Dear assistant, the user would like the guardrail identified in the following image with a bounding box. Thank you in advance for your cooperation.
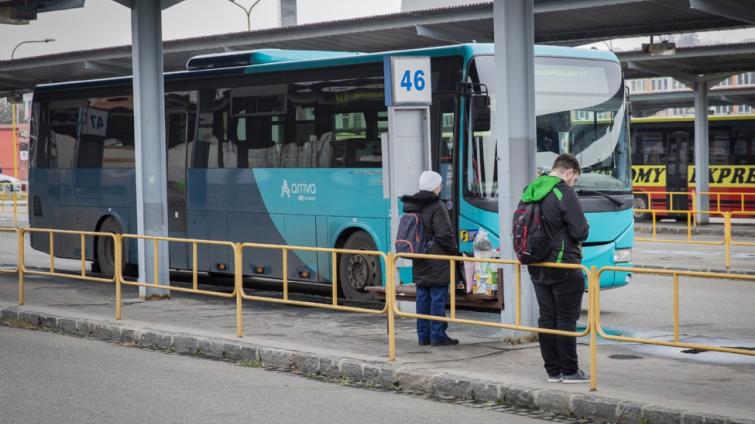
[387,253,598,387]
[634,190,755,214]
[17,227,116,305]
[0,189,26,226]
[2,226,755,392]
[633,209,755,268]
[596,266,755,358]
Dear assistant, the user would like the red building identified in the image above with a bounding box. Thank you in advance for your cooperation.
[0,123,30,181]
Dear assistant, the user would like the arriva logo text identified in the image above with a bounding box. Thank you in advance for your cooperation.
[281,179,317,202]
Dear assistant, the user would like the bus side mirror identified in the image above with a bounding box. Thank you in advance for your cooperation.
[627,100,633,116]
[471,95,491,133]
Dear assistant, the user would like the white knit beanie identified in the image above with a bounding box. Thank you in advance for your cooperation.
[418,170,443,192]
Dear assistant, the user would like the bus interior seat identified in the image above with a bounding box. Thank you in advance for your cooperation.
[282,142,299,168]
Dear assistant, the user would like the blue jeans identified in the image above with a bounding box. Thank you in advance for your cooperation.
[416,286,449,343]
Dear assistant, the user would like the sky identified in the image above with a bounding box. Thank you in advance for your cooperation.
[0,0,753,59]
[0,0,402,59]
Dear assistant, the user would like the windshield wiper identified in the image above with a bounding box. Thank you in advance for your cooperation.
[576,189,624,207]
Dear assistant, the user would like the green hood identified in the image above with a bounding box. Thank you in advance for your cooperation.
[521,175,561,203]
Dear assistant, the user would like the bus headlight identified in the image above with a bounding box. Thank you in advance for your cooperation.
[614,248,632,263]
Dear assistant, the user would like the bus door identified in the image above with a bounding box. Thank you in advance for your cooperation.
[666,130,690,211]
[432,96,458,230]
[166,107,193,269]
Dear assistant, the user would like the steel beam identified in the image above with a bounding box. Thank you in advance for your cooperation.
[415,24,493,43]
[495,0,538,338]
[690,0,755,25]
[131,0,170,297]
[83,60,132,76]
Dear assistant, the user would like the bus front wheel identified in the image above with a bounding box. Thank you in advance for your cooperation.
[95,217,123,277]
[338,231,381,302]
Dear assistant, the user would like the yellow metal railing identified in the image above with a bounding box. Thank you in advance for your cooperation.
[4,226,755,392]
[114,234,239,329]
[0,226,20,274]
[633,210,755,268]
[596,266,755,357]
[17,227,116,305]
[237,242,389,338]
[0,186,26,227]
[700,191,755,213]
[633,191,696,213]
[387,252,598,388]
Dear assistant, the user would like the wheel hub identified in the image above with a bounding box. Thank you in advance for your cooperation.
[347,254,372,290]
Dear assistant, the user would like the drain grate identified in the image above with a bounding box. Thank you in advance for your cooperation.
[609,354,642,360]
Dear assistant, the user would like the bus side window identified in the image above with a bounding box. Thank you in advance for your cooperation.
[48,105,80,169]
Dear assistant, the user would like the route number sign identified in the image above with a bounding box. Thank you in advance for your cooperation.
[384,56,432,106]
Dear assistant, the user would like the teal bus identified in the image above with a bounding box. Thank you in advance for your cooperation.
[28,44,633,301]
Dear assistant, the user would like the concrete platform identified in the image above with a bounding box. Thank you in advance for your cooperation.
[1,273,753,423]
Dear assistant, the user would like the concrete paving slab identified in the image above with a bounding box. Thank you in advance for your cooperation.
[1,274,753,423]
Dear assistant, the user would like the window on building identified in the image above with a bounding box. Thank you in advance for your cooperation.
[713,105,733,115]
[714,77,731,88]
[737,72,754,86]
[630,79,643,93]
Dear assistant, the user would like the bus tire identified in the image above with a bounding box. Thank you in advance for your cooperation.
[95,217,123,278]
[633,195,650,222]
[338,231,381,302]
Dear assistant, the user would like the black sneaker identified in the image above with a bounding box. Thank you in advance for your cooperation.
[562,370,590,384]
[431,337,459,346]
[547,374,563,383]
[419,340,431,346]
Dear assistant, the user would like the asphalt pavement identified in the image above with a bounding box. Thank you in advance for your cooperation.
[0,326,551,424]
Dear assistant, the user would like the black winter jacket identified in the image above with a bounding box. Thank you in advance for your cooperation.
[401,191,460,288]
[522,176,589,284]
[540,180,589,265]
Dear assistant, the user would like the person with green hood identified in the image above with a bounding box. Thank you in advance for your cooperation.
[521,153,590,384]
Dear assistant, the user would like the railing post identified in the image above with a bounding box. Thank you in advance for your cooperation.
[449,259,456,320]
[725,212,732,269]
[387,253,396,361]
[673,272,680,343]
[589,266,598,392]
[115,234,123,320]
[235,243,244,338]
[17,227,25,305]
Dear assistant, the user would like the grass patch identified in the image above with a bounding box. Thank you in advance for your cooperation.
[3,319,38,330]
[237,359,263,368]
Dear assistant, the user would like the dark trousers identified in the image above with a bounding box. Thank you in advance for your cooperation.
[416,286,449,343]
[532,269,584,377]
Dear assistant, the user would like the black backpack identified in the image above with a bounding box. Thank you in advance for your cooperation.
[512,200,550,264]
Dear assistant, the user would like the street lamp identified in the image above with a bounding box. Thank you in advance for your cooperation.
[9,38,55,185]
[11,38,55,60]
[228,0,263,31]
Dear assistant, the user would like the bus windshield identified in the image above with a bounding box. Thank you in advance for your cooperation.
[466,55,631,205]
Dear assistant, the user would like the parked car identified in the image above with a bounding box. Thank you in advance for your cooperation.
[0,173,22,192]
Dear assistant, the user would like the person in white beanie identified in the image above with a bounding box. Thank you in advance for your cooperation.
[400,170,460,346]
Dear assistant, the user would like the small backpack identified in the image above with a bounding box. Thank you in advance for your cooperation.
[512,200,550,264]
[395,212,431,254]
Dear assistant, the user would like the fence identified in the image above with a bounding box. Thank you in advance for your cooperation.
[595,265,755,358]
[634,190,755,214]
[633,209,755,268]
[2,226,754,392]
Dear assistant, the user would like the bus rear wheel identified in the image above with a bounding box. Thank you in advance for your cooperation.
[95,217,123,277]
[633,195,650,222]
[339,231,381,302]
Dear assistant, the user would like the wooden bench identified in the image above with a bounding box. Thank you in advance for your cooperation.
[367,270,504,310]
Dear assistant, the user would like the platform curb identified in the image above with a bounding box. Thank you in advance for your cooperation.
[1,306,753,424]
